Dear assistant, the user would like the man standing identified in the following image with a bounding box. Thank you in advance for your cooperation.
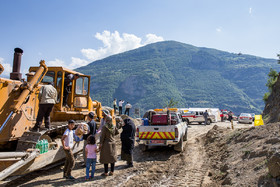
[63,73,79,107]
[120,117,136,167]
[228,111,234,129]
[203,110,209,126]
[118,100,125,115]
[83,112,97,166]
[124,102,132,116]
[32,82,57,131]
[61,120,76,180]
[113,98,117,114]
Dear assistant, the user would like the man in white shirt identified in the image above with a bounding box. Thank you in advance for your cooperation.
[61,120,76,180]
[124,102,132,116]
[118,100,125,115]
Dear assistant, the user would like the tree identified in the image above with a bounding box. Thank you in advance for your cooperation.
[263,92,270,102]
[266,68,278,92]
[263,68,279,103]
[164,98,178,108]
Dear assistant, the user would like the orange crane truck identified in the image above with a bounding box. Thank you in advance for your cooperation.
[0,48,109,181]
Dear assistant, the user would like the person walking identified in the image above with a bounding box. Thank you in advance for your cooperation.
[203,110,209,126]
[99,115,119,176]
[61,120,76,180]
[120,117,136,167]
[113,98,117,114]
[83,112,97,166]
[118,100,124,115]
[124,102,132,116]
[85,135,98,180]
[32,82,57,131]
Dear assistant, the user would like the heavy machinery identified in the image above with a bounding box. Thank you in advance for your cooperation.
[0,48,104,180]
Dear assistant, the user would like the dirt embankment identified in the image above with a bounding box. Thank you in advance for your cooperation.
[204,123,280,186]
[263,73,280,123]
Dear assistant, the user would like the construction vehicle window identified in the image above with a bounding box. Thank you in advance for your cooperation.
[42,71,55,84]
[56,71,62,102]
[75,77,88,95]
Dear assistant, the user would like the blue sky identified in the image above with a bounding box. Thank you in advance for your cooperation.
[0,0,279,77]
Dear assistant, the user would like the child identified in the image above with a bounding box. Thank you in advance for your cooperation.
[61,120,76,180]
[85,135,98,180]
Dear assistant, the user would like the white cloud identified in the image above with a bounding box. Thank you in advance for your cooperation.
[0,57,12,77]
[216,27,222,32]
[47,58,89,70]
[249,7,252,14]
[79,30,164,64]
[47,58,66,67]
[70,57,89,68]
[143,34,164,45]
[48,31,164,69]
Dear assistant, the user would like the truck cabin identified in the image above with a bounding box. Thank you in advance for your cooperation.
[28,66,91,112]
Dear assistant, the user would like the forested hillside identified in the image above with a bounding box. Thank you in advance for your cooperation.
[76,41,277,116]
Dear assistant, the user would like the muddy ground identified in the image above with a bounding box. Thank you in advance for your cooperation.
[2,121,279,187]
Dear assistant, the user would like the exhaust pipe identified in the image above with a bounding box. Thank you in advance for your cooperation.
[10,48,23,80]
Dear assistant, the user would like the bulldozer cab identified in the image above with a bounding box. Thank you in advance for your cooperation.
[29,66,93,121]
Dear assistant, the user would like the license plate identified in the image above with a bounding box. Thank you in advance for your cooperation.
[150,140,165,144]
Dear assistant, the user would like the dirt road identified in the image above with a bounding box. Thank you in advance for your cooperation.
[4,121,252,187]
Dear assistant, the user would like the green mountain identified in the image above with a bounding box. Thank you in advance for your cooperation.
[76,41,277,116]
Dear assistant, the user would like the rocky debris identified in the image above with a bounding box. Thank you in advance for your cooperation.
[267,153,280,178]
[204,123,280,186]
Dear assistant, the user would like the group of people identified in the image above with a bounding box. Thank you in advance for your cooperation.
[30,73,136,180]
[61,110,136,180]
[113,98,132,116]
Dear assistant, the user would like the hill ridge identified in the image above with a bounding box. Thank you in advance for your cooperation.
[76,41,277,115]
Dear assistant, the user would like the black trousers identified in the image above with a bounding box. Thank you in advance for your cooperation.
[35,104,54,128]
[124,108,130,116]
[104,163,115,173]
[113,105,117,113]
[119,106,122,115]
[63,86,71,106]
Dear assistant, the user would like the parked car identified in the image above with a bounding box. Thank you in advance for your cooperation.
[250,113,255,121]
[182,110,215,125]
[238,113,253,124]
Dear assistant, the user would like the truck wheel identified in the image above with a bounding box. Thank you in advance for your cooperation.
[183,129,188,141]
[139,144,148,152]
[174,137,183,152]
[198,122,202,125]
[207,119,211,125]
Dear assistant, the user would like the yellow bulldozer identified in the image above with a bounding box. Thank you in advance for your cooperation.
[0,48,106,180]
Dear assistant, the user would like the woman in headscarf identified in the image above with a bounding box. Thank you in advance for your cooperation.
[120,116,136,167]
[99,113,119,176]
